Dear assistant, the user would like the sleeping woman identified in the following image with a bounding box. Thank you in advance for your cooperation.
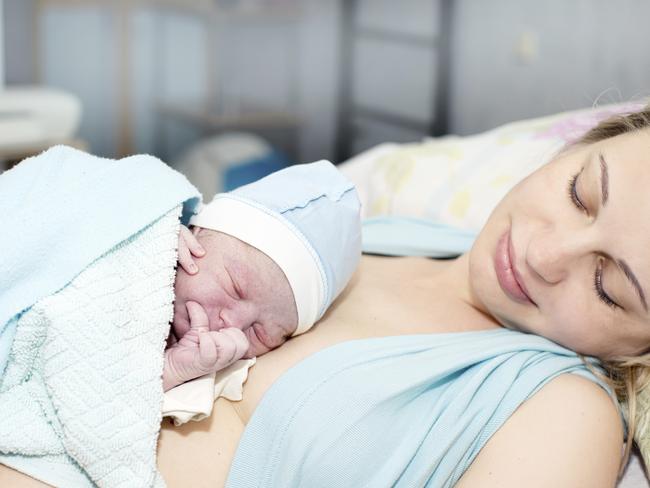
[4,106,650,487]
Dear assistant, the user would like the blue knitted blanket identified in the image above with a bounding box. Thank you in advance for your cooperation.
[0,147,200,487]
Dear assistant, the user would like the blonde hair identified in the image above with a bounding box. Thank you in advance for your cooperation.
[571,103,650,477]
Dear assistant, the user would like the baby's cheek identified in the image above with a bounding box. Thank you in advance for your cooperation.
[171,300,190,338]
[172,318,190,339]
[277,334,291,348]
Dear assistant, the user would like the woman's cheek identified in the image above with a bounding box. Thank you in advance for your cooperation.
[540,301,596,351]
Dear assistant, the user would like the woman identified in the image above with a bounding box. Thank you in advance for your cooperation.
[3,107,649,487]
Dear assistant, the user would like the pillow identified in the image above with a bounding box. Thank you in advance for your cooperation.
[341,101,645,231]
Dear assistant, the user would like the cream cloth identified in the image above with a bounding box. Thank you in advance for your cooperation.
[162,358,256,426]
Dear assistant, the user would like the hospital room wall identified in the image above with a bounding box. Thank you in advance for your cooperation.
[3,0,33,86]
[448,0,650,135]
[5,0,650,161]
[0,1,4,87]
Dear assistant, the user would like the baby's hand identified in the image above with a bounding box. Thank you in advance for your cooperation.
[177,225,205,275]
[162,301,249,391]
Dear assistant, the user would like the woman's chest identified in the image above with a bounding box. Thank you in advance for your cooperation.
[235,256,499,422]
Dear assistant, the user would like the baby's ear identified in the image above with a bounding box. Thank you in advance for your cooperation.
[191,225,201,236]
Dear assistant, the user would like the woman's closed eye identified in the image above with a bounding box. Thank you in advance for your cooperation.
[567,170,621,310]
[594,260,621,310]
[567,170,588,214]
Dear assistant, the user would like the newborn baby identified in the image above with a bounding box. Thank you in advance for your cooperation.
[163,227,299,390]
[162,161,361,422]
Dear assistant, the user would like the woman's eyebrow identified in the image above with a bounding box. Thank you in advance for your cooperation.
[617,259,648,313]
[599,152,648,312]
[599,152,609,206]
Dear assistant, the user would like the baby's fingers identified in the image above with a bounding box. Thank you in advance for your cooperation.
[187,301,210,332]
[197,331,218,370]
[182,225,205,257]
[177,241,197,275]
[199,328,250,371]
[218,328,250,363]
[178,226,205,274]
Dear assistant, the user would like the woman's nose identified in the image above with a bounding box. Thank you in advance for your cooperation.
[525,223,594,284]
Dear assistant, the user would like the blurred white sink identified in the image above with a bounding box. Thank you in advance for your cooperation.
[0,86,81,151]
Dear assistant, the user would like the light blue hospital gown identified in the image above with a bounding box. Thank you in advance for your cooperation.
[226,218,624,488]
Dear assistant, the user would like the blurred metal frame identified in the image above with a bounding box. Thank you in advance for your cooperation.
[32,0,301,159]
[150,0,302,162]
[335,0,453,163]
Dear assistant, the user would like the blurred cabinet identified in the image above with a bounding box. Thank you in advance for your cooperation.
[33,0,301,159]
[337,0,450,159]
[153,3,302,162]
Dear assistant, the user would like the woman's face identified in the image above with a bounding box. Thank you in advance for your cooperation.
[469,128,650,359]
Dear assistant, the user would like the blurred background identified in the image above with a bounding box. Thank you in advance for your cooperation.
[1,0,650,195]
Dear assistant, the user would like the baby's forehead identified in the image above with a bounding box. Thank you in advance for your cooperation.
[228,243,297,325]
[199,228,270,262]
[198,228,289,293]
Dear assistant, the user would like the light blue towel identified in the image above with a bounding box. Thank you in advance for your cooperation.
[362,216,476,257]
[0,146,201,487]
[0,206,185,487]
[226,329,620,488]
[0,145,200,377]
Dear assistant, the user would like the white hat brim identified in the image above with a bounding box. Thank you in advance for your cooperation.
[189,195,324,336]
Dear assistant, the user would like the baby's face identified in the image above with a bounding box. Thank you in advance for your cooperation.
[173,228,298,358]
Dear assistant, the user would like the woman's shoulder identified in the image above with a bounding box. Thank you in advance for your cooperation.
[456,372,624,488]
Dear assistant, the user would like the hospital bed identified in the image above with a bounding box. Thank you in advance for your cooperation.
[1,103,649,487]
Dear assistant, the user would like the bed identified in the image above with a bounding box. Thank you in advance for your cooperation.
[1,103,649,487]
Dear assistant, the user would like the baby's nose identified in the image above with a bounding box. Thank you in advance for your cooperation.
[220,301,258,331]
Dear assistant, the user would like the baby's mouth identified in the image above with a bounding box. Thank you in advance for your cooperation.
[209,318,227,332]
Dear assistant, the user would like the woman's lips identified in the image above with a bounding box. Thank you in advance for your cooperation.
[495,230,535,305]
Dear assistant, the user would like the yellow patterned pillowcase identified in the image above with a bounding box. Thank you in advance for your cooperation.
[360,102,644,231]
